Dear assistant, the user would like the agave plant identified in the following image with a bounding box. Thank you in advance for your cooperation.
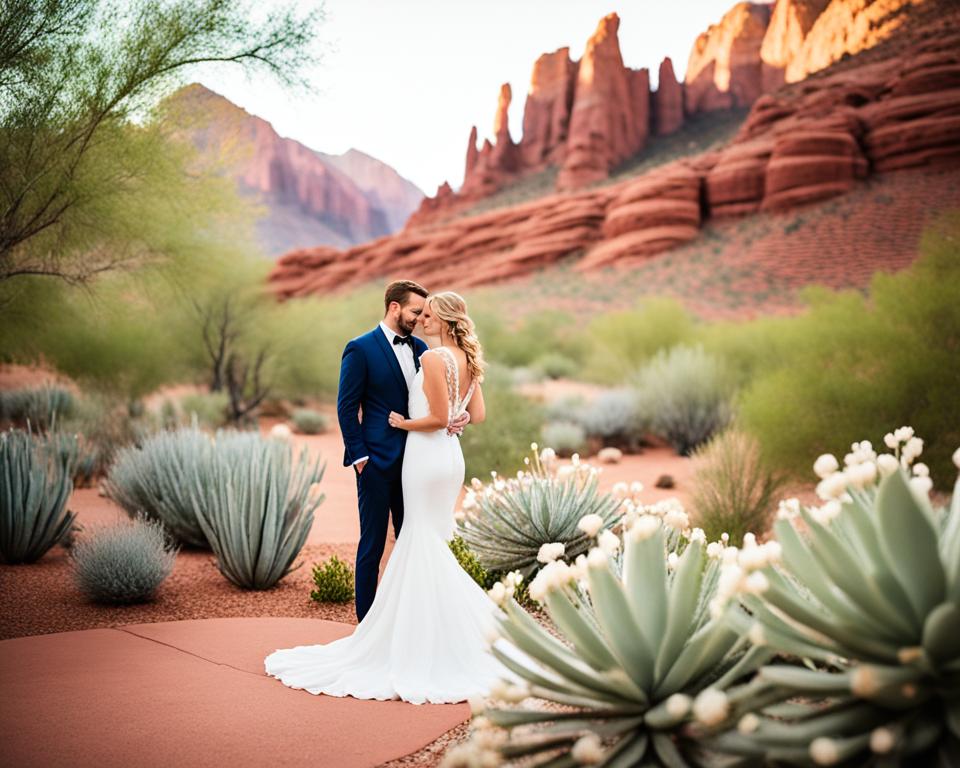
[711,430,960,766]
[104,425,214,547]
[189,430,325,589]
[456,448,622,578]
[453,516,772,767]
[0,428,77,563]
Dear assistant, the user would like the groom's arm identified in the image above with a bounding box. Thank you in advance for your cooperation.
[337,340,370,468]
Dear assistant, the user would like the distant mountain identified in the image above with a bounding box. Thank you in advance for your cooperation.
[167,85,423,257]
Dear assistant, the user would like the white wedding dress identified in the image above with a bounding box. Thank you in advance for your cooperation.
[264,346,505,704]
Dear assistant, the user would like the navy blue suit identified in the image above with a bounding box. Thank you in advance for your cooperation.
[337,326,428,620]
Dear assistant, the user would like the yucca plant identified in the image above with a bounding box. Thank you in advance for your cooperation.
[0,428,77,563]
[711,430,960,766]
[189,431,325,589]
[0,385,75,431]
[454,517,771,767]
[104,425,214,547]
[457,448,622,578]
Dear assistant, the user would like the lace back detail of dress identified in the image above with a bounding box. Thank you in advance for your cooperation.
[435,346,474,422]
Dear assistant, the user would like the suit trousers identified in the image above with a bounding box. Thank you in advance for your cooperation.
[354,460,404,621]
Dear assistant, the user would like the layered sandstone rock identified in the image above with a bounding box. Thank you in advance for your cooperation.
[521,48,578,169]
[685,2,773,114]
[760,0,831,91]
[653,58,685,136]
[268,0,960,295]
[557,13,649,189]
[785,0,923,82]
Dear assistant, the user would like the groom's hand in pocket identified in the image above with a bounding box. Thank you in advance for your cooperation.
[354,459,368,475]
[446,411,470,436]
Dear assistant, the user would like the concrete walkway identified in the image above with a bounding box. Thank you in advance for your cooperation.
[0,617,468,768]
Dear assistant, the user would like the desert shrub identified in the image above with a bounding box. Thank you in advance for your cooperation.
[190,431,325,589]
[541,420,587,457]
[448,535,491,588]
[579,387,646,450]
[473,308,588,370]
[72,514,177,604]
[740,216,960,487]
[533,352,579,380]
[690,429,784,544]
[634,345,734,456]
[585,297,695,384]
[542,394,587,424]
[458,454,621,577]
[0,428,77,563]
[310,555,354,603]
[460,367,542,481]
[291,408,329,435]
[178,392,230,428]
[104,426,213,548]
[0,385,75,430]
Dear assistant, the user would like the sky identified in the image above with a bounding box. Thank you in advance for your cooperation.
[194,0,741,194]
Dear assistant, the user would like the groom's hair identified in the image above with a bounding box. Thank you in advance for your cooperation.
[384,280,428,313]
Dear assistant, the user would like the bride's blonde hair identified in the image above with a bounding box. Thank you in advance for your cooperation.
[428,291,485,383]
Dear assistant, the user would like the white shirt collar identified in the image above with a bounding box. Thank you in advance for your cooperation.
[379,320,405,344]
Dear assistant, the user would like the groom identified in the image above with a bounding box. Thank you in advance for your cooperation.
[337,280,469,620]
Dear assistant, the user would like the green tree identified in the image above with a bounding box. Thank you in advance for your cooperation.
[0,0,323,286]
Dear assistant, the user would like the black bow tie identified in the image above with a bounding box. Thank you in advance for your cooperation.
[393,334,420,371]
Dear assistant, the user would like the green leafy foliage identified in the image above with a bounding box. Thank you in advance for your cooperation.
[72,514,177,605]
[310,555,354,604]
[460,366,543,481]
[739,218,960,487]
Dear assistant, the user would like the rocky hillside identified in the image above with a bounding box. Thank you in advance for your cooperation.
[168,85,423,257]
[268,0,959,300]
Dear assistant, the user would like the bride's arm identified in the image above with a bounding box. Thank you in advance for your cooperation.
[388,352,448,432]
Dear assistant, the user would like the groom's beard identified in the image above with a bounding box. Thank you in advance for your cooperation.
[398,318,417,335]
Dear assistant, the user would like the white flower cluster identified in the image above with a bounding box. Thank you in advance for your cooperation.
[711,533,781,617]
[441,712,505,768]
[537,541,565,564]
[528,558,579,603]
[487,570,524,607]
[618,495,690,534]
[577,513,620,555]
[488,678,529,704]
[809,428,938,515]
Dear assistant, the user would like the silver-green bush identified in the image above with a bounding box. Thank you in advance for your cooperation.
[633,345,734,456]
[0,428,76,563]
[104,425,213,547]
[72,514,177,604]
[190,431,325,589]
[541,421,587,458]
[580,388,646,450]
[457,452,621,577]
[291,408,329,435]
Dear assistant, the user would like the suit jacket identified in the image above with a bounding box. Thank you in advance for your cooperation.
[336,327,428,470]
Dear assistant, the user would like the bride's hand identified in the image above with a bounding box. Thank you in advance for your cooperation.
[388,411,406,430]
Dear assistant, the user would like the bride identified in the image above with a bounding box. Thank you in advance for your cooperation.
[264,291,505,704]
